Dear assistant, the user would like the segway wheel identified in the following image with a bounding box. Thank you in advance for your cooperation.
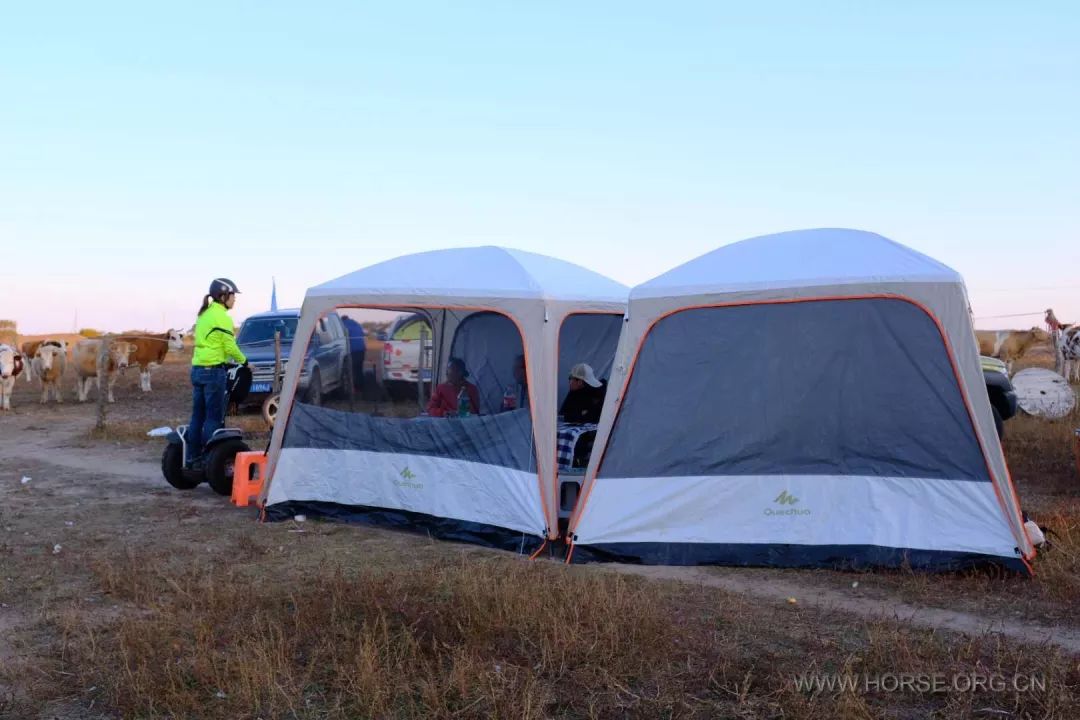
[205,438,250,496]
[162,443,200,490]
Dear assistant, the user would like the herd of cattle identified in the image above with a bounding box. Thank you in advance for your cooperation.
[0,330,184,411]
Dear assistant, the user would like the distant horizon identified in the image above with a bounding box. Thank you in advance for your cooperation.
[2,239,1069,335]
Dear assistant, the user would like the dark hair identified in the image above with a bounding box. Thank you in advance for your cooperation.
[447,357,469,378]
[197,294,214,316]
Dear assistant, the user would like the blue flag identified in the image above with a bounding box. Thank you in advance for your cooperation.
[271,277,278,312]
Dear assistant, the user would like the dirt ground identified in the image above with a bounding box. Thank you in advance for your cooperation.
[2,345,1079,718]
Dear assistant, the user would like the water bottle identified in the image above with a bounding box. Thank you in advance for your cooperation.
[502,384,517,411]
[457,386,470,417]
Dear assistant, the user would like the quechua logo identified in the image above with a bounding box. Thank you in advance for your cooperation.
[395,465,423,489]
[765,490,811,517]
[774,490,798,506]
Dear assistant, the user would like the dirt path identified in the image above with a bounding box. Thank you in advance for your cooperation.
[607,564,1080,656]
[4,407,1079,661]
[7,413,161,481]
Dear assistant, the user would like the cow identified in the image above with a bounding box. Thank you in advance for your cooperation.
[20,339,67,383]
[116,330,183,390]
[31,342,67,404]
[1060,326,1080,383]
[975,328,1051,373]
[114,330,184,392]
[72,340,136,403]
[20,339,68,383]
[0,344,25,410]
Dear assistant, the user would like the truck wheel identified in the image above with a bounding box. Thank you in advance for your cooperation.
[162,443,200,490]
[205,438,250,496]
[306,368,322,406]
[992,405,1004,439]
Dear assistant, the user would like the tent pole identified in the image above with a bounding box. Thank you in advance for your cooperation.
[418,326,429,411]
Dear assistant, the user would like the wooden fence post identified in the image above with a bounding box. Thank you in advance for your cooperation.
[95,334,112,431]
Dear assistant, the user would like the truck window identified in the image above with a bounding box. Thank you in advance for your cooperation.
[393,320,428,341]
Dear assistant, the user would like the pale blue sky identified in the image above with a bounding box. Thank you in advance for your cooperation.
[2,1,1077,333]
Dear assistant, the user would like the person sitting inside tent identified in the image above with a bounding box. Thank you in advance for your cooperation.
[427,357,481,417]
[501,354,529,411]
[560,363,606,424]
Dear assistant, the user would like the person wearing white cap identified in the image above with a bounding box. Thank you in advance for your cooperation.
[560,362,606,424]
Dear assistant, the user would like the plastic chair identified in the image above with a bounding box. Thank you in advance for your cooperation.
[231,451,267,507]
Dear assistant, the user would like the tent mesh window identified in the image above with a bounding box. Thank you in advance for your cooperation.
[282,309,537,474]
[558,314,623,405]
[450,312,527,418]
[598,298,989,482]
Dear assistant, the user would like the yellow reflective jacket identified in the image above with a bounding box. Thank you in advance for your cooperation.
[192,301,246,366]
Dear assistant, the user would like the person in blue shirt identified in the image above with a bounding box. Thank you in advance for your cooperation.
[340,316,367,392]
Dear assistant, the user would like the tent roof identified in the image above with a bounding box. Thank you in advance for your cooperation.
[633,228,961,299]
[308,246,628,304]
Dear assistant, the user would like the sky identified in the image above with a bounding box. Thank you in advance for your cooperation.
[2,1,1077,333]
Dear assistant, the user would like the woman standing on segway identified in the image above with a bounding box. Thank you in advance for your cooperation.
[188,278,247,469]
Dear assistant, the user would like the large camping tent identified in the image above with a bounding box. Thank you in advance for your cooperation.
[260,246,627,553]
[567,229,1034,573]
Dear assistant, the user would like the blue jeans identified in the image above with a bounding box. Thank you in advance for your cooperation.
[188,366,227,464]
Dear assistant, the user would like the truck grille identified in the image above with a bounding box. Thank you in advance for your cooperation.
[250,361,284,385]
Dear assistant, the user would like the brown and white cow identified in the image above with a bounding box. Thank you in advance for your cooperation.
[21,339,68,383]
[0,344,25,410]
[31,342,67,404]
[72,340,136,403]
[115,330,184,392]
[975,328,1051,373]
[20,339,68,383]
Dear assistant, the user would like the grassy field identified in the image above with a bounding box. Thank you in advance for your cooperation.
[0,341,1078,719]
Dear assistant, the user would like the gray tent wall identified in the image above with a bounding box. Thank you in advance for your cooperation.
[568,229,1033,572]
[260,247,627,549]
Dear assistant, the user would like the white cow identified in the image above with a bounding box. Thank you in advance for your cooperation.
[31,342,67,404]
[0,344,26,410]
[72,340,136,403]
[1060,326,1080,384]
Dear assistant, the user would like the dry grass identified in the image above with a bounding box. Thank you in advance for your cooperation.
[3,549,1072,719]
[1006,413,1079,499]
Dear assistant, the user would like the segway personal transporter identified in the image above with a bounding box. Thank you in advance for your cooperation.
[161,363,253,496]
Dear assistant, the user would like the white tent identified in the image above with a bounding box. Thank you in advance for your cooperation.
[260,246,627,552]
[568,229,1034,573]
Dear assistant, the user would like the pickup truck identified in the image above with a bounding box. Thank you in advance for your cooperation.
[237,309,351,406]
[981,355,1018,437]
[380,313,433,400]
